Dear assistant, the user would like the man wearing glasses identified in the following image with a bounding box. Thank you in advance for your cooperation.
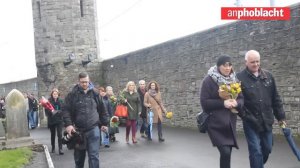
[63,72,108,168]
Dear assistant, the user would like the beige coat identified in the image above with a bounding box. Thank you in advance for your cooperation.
[144,92,166,124]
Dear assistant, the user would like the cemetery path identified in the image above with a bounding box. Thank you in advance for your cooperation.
[29,126,300,168]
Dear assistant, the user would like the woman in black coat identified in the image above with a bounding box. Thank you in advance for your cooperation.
[200,55,244,168]
[45,88,64,155]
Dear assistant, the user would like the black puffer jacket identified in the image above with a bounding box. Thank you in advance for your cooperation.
[237,68,285,132]
[63,85,108,132]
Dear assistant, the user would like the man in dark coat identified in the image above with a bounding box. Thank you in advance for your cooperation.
[237,50,286,168]
[137,80,147,137]
[63,72,108,168]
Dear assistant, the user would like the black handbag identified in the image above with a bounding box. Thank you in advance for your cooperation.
[196,111,210,133]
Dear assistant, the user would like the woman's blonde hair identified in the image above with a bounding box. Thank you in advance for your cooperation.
[124,81,137,92]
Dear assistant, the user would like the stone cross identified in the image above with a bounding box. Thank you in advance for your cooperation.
[5,89,30,139]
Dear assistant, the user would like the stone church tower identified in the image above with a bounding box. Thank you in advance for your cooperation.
[31,0,102,98]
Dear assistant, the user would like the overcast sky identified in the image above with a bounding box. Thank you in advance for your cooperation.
[0,0,299,84]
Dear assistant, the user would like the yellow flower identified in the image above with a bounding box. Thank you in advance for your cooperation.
[220,84,227,91]
[166,112,173,119]
[219,82,241,99]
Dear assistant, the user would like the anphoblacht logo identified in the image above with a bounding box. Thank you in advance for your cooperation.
[221,7,290,20]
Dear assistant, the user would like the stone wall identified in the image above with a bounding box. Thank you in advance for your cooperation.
[0,78,38,97]
[101,4,300,134]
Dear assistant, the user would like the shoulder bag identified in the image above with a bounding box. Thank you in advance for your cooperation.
[196,111,210,133]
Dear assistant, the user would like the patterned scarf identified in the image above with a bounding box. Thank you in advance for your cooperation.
[207,65,238,85]
[148,89,157,97]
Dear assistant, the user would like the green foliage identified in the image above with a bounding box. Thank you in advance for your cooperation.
[0,147,32,168]
[117,90,126,104]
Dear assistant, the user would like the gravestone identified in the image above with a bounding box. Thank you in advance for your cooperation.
[6,89,30,138]
[0,89,33,149]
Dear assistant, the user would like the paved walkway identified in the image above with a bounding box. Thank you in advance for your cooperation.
[30,126,300,168]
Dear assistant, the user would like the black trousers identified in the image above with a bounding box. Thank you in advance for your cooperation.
[49,123,63,150]
[139,117,147,134]
[217,145,232,168]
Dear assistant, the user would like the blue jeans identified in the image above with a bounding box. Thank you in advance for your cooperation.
[74,126,100,168]
[243,121,273,168]
[28,110,37,128]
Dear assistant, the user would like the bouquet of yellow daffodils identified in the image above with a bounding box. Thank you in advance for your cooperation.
[219,82,242,113]
[219,82,241,99]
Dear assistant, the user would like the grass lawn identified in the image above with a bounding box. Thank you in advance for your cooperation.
[0,147,32,168]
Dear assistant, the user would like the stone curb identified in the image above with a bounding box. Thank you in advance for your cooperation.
[43,145,54,168]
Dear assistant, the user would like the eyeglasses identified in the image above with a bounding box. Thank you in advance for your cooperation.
[79,81,89,84]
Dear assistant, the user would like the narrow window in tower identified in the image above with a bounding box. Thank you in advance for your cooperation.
[37,1,42,21]
[34,82,38,91]
[80,0,84,17]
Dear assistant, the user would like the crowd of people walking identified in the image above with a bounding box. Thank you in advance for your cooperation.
[0,49,290,168]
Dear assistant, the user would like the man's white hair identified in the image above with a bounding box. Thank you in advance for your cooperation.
[245,50,260,61]
[139,80,145,85]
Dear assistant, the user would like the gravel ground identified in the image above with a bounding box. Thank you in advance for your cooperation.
[23,144,48,168]
[24,151,48,168]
